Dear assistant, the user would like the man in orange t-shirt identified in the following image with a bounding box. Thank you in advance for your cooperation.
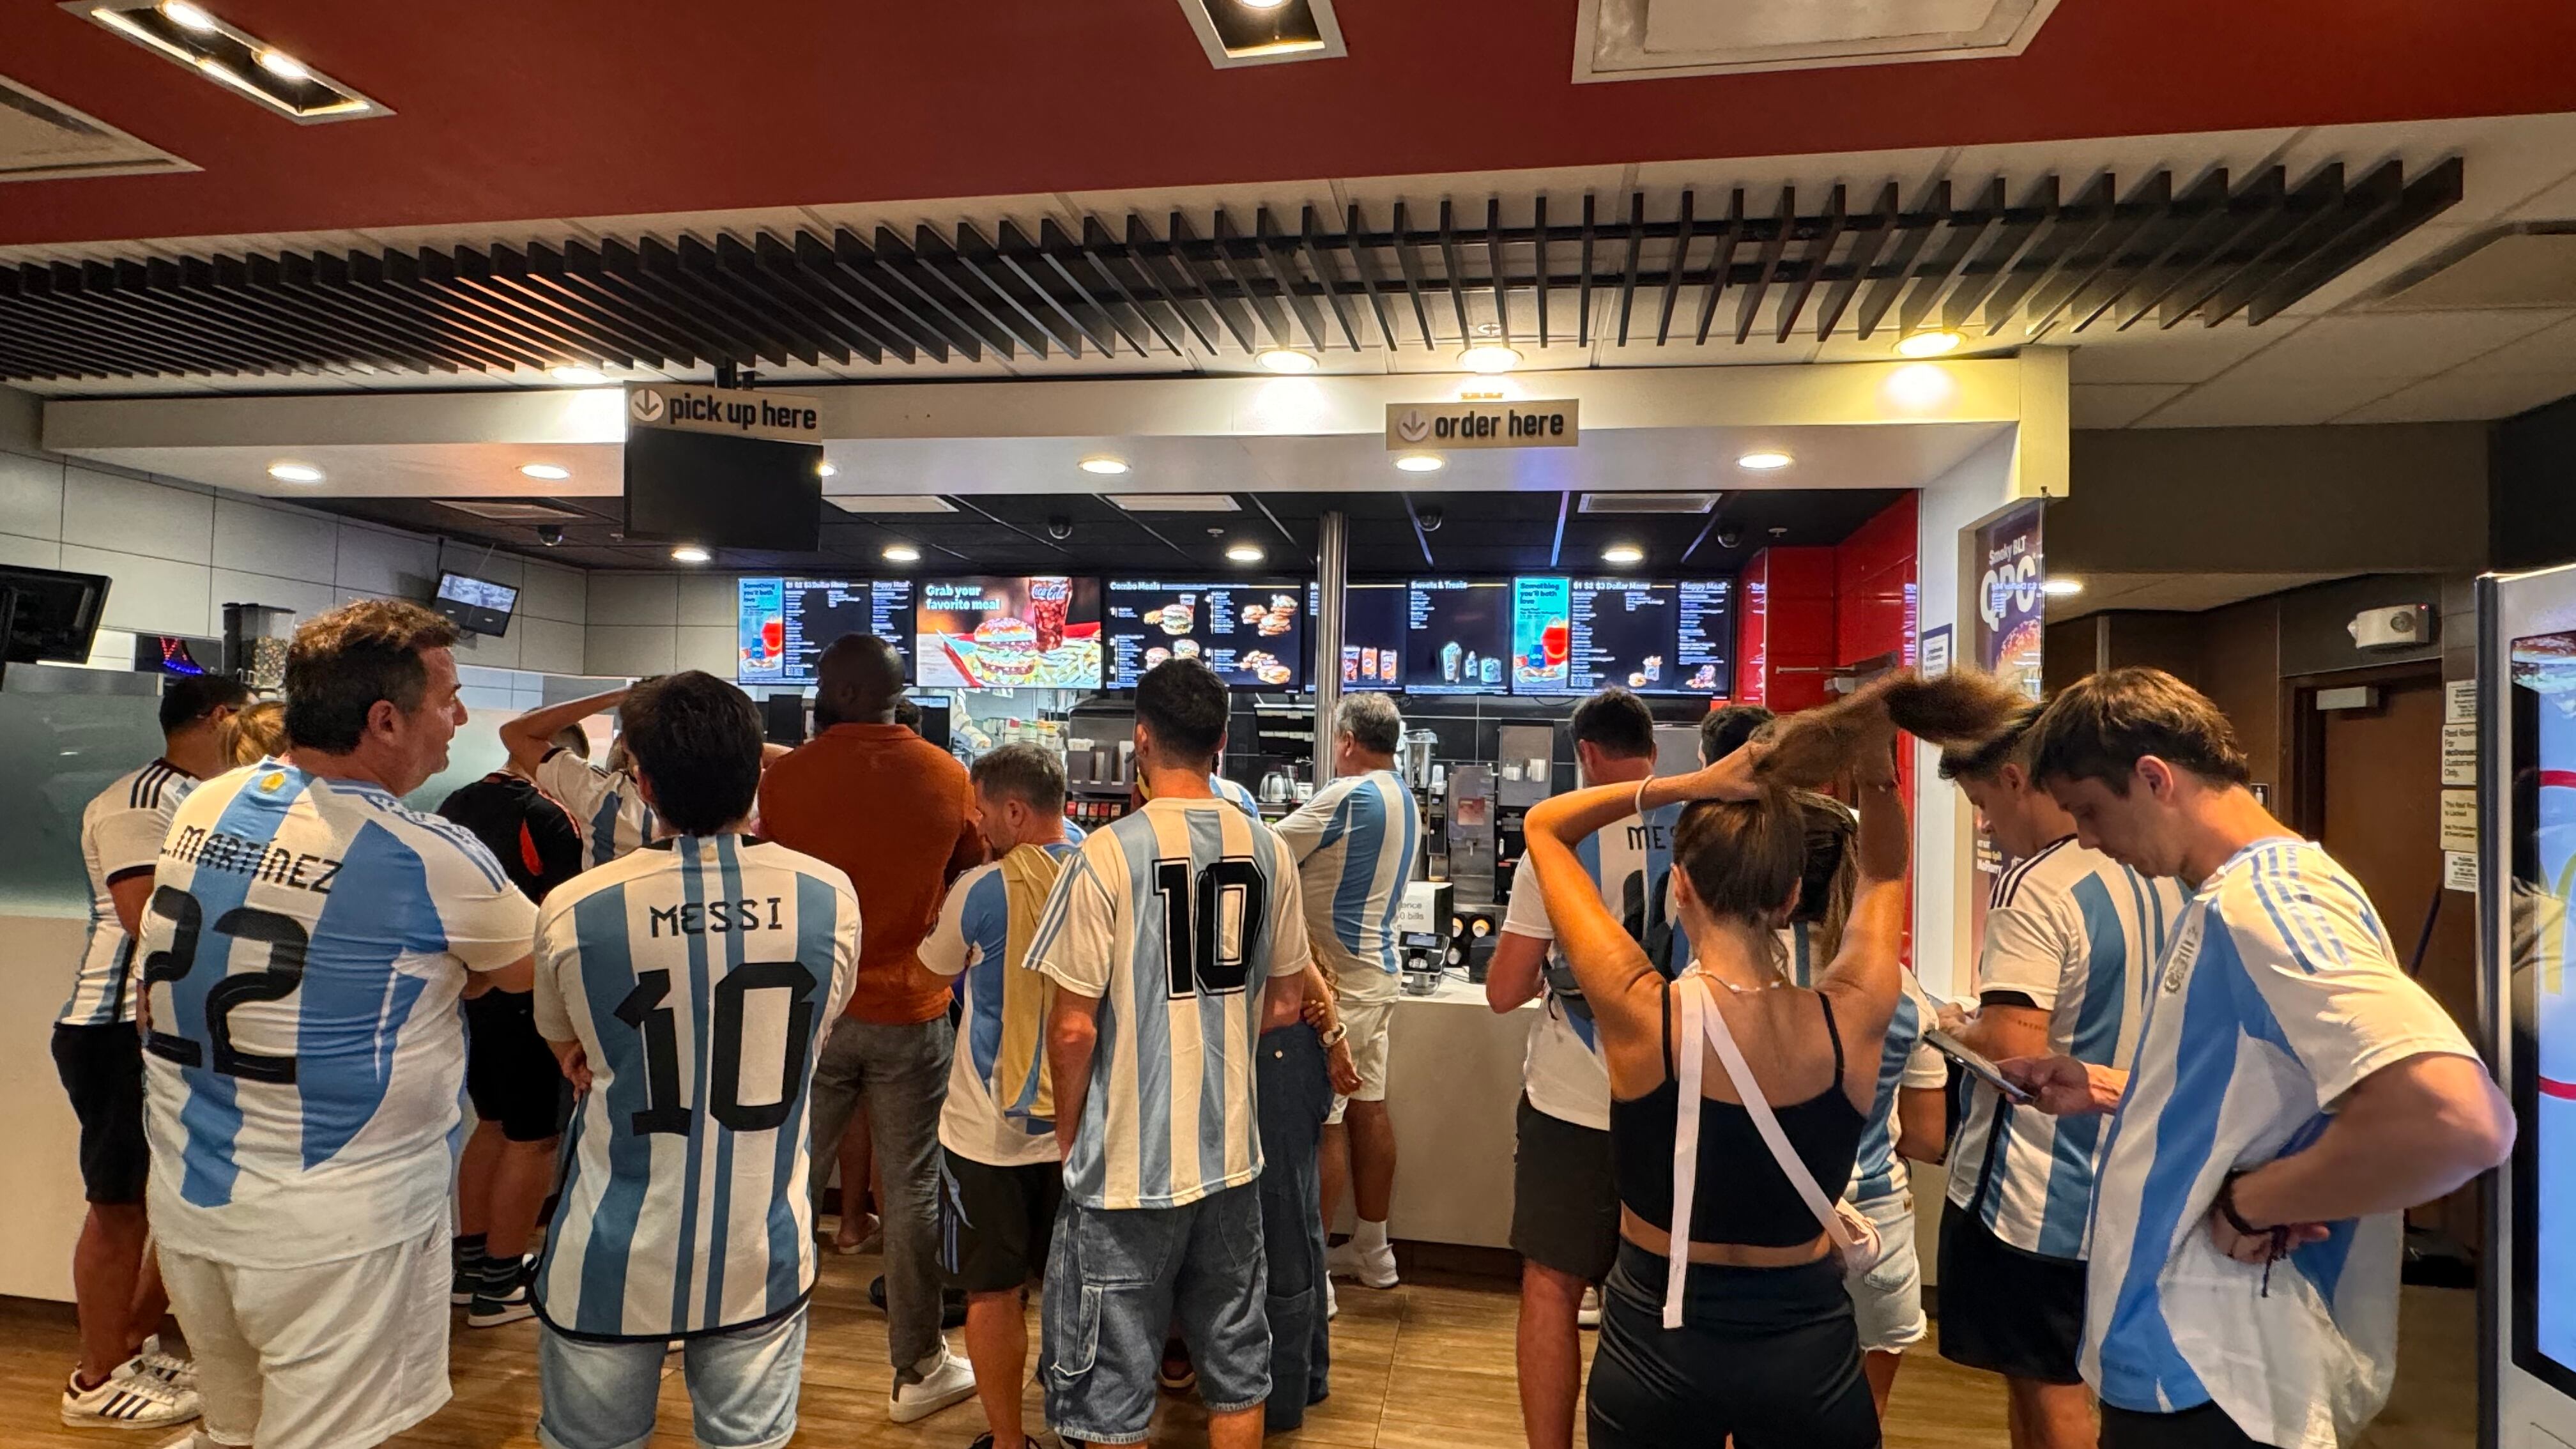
[759,634,985,1425]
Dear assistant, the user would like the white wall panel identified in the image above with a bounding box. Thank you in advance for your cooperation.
[674,624,735,677]
[677,572,737,627]
[516,616,586,675]
[61,543,210,635]
[333,523,439,600]
[62,468,211,565]
[585,624,675,678]
[0,533,61,569]
[209,568,336,624]
[519,560,585,624]
[588,572,678,627]
[213,497,341,585]
[0,450,63,540]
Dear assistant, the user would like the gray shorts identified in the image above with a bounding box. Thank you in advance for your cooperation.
[1042,1183,1271,1443]
[1511,1094,1620,1284]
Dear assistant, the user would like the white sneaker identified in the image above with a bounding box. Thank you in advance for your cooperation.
[131,1336,197,1391]
[1324,1275,1339,1321]
[1327,1239,1400,1289]
[61,1365,201,1429]
[889,1346,977,1423]
[1577,1286,1602,1330]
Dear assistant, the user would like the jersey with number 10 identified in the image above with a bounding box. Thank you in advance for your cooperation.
[533,835,857,1340]
[1027,797,1310,1211]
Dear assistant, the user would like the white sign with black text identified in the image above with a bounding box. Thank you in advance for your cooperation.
[1386,399,1579,450]
[627,385,822,443]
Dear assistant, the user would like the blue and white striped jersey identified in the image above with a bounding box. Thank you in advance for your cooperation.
[2082,838,2475,1449]
[923,843,1082,1169]
[138,760,537,1267]
[537,747,658,869]
[1779,925,1945,1205]
[1210,773,1262,820]
[1027,797,1310,1210]
[532,835,857,1341]
[1948,837,2185,1258]
[61,760,196,1026]
[1273,769,1421,1002]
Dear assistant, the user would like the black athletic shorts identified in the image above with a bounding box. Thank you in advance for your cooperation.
[1936,1204,2088,1385]
[2100,1403,2266,1448]
[935,1147,1063,1293]
[52,1022,148,1206]
[1511,1094,1620,1284]
[465,989,572,1143]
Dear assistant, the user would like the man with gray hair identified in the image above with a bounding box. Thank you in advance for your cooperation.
[1271,691,1422,1292]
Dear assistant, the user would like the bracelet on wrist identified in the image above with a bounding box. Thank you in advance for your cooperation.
[2214,1170,2270,1236]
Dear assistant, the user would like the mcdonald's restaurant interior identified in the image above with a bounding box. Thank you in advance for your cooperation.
[13,2,2576,1446]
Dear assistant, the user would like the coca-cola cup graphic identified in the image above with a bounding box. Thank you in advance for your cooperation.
[1029,577,1071,652]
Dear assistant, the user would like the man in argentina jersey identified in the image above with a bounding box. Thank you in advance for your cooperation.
[51,673,245,1430]
[1484,688,1680,1449]
[1030,659,1315,1449]
[2005,670,2510,1449]
[1271,692,1418,1291]
[504,686,659,868]
[139,602,537,1449]
[1210,768,1264,818]
[531,672,857,1449]
[1931,706,2187,1449]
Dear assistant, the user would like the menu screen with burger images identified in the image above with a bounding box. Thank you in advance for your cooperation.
[735,577,915,686]
[1105,580,1306,691]
[1510,577,1680,694]
[1675,579,1736,696]
[914,576,1101,689]
[1403,579,1511,694]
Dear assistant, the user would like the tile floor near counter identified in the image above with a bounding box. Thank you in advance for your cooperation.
[0,1252,2474,1448]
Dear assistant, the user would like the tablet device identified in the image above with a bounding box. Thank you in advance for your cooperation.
[1923,1027,2034,1104]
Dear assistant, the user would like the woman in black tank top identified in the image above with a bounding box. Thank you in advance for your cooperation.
[1518,673,2021,1449]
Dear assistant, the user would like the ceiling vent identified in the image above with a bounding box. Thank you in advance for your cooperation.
[2364,227,2576,312]
[1576,0,2061,80]
[439,499,585,523]
[1108,493,1241,512]
[1174,0,1346,68]
[826,494,958,515]
[1579,491,1721,514]
[0,75,193,181]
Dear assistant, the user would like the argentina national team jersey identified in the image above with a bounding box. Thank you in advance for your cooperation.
[1272,769,1421,1000]
[61,760,197,1026]
[1210,773,1262,820]
[537,747,658,868]
[1947,837,2186,1259]
[138,760,537,1267]
[532,836,857,1341]
[1779,924,1945,1204]
[2082,839,2475,1449]
[924,843,1082,1169]
[1027,797,1309,1211]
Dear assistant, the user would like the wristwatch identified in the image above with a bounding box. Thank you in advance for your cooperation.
[1319,1021,1349,1048]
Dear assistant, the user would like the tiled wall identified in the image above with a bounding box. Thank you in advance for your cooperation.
[583,571,740,679]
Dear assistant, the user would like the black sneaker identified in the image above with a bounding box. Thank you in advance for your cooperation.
[965,1435,1037,1449]
[468,1280,535,1329]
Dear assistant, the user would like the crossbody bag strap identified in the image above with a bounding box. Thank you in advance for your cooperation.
[1664,977,1706,1331]
[1694,983,1860,1255]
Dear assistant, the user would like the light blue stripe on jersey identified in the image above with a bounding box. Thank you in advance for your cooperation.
[1186,806,1235,1193]
[1852,986,1921,1202]
[1211,774,1261,820]
[1107,824,1175,1202]
[569,880,650,1338]
[589,793,622,868]
[169,773,309,1209]
[960,871,1011,1085]
[297,820,443,1169]
[668,840,714,1330]
[773,868,839,1315]
[700,838,746,1324]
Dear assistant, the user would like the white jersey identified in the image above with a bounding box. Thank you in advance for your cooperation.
[924,844,1081,1169]
[1210,774,1262,820]
[62,760,197,1026]
[1948,838,2186,1258]
[537,747,657,869]
[2082,838,2477,1449]
[1777,924,1945,1205]
[1027,797,1310,1210]
[1273,769,1421,1004]
[532,835,857,1341]
[139,760,536,1268]
[1501,797,1683,1131]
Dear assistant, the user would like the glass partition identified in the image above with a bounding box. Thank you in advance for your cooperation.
[0,670,166,917]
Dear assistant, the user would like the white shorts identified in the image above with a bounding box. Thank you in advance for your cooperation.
[1324,993,1395,1124]
[1843,1190,1928,1354]
[158,1219,453,1449]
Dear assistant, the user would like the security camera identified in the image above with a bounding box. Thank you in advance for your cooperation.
[1419,507,1445,533]
[1715,526,1743,550]
[1046,516,1074,542]
[535,524,565,547]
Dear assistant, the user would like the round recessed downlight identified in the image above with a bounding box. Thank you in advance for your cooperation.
[1736,450,1793,471]
[1078,456,1130,476]
[256,48,309,81]
[266,462,323,484]
[1394,453,1445,473]
[519,463,572,480]
[1602,544,1644,566]
[1225,542,1264,564]
[160,1,218,31]
[1896,330,1965,358]
[883,544,921,564]
[670,545,711,564]
[548,364,608,385]
[818,461,838,477]
[1256,348,1318,374]
[1459,343,1522,374]
[2042,577,2085,597]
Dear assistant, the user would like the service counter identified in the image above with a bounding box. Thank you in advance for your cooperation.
[1368,974,1536,1249]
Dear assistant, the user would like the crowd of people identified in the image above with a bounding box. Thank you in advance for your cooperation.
[40,593,2520,1449]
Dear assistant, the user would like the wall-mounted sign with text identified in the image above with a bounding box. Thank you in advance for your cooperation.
[627,384,823,443]
[1386,399,1580,450]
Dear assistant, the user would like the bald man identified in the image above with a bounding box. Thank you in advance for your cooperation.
[759,636,987,1424]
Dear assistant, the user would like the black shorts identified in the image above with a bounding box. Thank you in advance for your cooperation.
[1511,1094,1620,1284]
[1936,1204,2087,1384]
[52,1022,148,1206]
[2100,1403,2265,1448]
[935,1147,1063,1293]
[464,990,571,1143]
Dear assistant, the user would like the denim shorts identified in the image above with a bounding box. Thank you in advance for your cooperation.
[537,1307,807,1449]
[1042,1183,1270,1444]
[1842,1190,1927,1353]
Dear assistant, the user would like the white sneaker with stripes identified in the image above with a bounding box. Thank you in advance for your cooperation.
[130,1336,197,1391]
[59,1363,201,1429]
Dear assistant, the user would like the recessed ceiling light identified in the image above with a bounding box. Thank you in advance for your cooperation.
[2042,577,2085,597]
[1394,453,1445,473]
[1238,0,1291,8]
[670,545,711,564]
[266,461,323,483]
[818,461,838,477]
[1896,330,1965,358]
[1736,450,1793,471]
[1225,542,1266,564]
[254,47,305,80]
[1078,456,1130,475]
[519,463,571,480]
[1602,544,1645,566]
[1459,343,1522,374]
[548,364,608,385]
[883,544,921,564]
[159,0,217,31]
[1255,348,1318,374]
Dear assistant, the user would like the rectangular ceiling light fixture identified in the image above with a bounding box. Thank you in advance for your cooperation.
[1107,493,1242,512]
[1579,491,1722,514]
[440,499,587,523]
[1174,0,1346,67]
[825,494,958,515]
[64,1,390,123]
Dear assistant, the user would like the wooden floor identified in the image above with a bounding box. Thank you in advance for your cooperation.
[0,1246,2478,1448]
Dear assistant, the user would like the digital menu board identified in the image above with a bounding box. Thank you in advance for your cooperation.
[1676,579,1736,695]
[1308,581,1409,691]
[915,576,1102,690]
[1510,578,1680,694]
[1105,580,1305,690]
[737,578,915,685]
[1404,579,1511,694]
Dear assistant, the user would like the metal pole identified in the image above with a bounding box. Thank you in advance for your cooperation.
[1312,509,1347,783]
